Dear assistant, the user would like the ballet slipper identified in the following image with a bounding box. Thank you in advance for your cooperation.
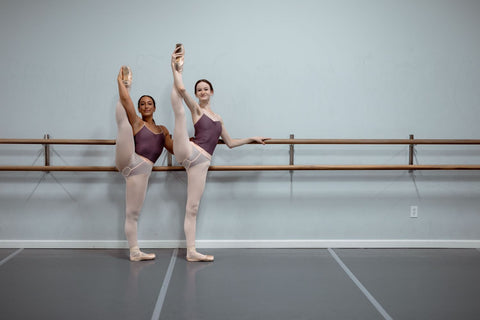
[174,43,184,73]
[186,249,214,262]
[122,65,132,88]
[129,246,156,262]
[186,254,214,262]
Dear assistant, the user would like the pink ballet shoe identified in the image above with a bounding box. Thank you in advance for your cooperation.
[122,65,132,88]
[129,247,155,262]
[174,43,184,72]
[186,252,214,262]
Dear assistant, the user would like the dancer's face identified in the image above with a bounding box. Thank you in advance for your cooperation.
[195,82,213,102]
[138,96,155,115]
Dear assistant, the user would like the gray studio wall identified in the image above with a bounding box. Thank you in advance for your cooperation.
[1,0,479,248]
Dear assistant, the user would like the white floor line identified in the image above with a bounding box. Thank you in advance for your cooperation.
[151,248,178,320]
[328,248,393,320]
[0,248,24,267]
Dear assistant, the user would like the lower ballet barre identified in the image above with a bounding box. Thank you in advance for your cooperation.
[2,165,480,172]
[1,135,480,171]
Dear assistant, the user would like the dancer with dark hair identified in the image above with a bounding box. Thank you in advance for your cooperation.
[115,66,173,261]
[170,45,270,262]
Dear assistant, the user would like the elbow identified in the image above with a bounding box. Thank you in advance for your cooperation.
[174,86,188,99]
[174,83,187,94]
[221,139,234,149]
[177,86,187,96]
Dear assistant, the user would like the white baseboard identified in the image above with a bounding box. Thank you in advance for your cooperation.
[1,239,480,249]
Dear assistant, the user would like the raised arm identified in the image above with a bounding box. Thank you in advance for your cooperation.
[117,67,141,128]
[171,49,202,118]
[219,119,270,148]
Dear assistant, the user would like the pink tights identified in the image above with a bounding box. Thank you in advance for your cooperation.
[171,88,213,261]
[115,102,153,251]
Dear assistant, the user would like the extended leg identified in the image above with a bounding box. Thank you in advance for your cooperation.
[115,101,135,171]
[170,87,192,163]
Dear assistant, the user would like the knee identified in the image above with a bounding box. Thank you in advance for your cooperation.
[171,97,185,113]
[126,207,141,221]
[186,202,199,217]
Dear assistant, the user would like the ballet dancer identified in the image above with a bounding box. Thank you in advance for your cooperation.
[115,66,173,261]
[170,45,270,261]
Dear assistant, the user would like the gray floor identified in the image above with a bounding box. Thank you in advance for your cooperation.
[1,248,480,320]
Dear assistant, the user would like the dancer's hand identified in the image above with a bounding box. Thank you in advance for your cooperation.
[117,66,132,88]
[170,53,177,69]
[171,47,185,72]
[252,137,271,145]
[117,67,124,84]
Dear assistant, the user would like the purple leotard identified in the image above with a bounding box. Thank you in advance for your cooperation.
[192,114,222,155]
[134,125,165,163]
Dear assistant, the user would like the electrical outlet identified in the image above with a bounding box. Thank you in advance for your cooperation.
[410,206,418,218]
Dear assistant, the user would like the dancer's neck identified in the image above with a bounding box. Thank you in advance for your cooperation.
[142,116,155,125]
[199,100,211,109]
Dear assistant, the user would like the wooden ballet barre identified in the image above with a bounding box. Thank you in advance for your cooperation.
[222,139,480,145]
[1,135,480,172]
[1,164,480,172]
[2,138,480,145]
[0,139,116,145]
[207,164,480,171]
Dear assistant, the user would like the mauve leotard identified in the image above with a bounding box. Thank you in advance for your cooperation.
[192,114,222,155]
[134,125,165,163]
